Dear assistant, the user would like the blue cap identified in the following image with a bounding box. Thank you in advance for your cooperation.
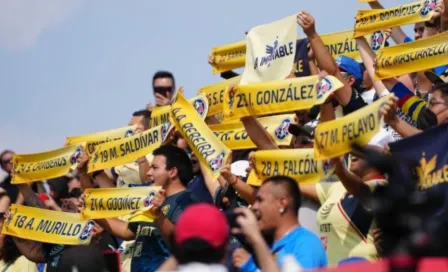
[335,55,364,85]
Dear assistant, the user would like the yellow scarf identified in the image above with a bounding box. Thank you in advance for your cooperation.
[87,122,173,173]
[149,94,209,128]
[252,149,335,185]
[314,94,392,160]
[65,125,136,154]
[3,204,95,245]
[223,75,343,121]
[354,0,437,38]
[376,31,448,80]
[198,76,242,117]
[321,29,387,60]
[210,41,246,74]
[209,114,294,150]
[171,92,231,179]
[11,144,84,184]
[82,186,161,219]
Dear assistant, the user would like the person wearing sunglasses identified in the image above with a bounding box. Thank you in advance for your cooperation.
[147,71,176,110]
[0,150,23,205]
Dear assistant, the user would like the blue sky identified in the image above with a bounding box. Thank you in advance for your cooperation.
[0,0,413,155]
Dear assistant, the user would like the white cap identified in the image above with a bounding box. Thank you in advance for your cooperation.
[367,129,394,148]
[231,160,250,178]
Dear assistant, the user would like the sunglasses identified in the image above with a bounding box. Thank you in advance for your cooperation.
[1,158,12,165]
[154,86,173,94]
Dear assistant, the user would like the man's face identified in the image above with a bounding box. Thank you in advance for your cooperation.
[340,71,355,87]
[414,22,425,40]
[129,116,146,133]
[153,77,174,106]
[190,154,200,174]
[349,153,367,176]
[251,183,282,234]
[147,155,172,187]
[0,152,13,174]
[429,89,448,123]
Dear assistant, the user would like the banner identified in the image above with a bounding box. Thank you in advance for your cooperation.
[11,144,84,184]
[149,94,209,128]
[241,15,297,84]
[198,76,242,117]
[246,170,261,187]
[314,95,392,160]
[223,75,343,120]
[321,30,387,60]
[87,122,173,173]
[3,204,94,245]
[66,125,136,154]
[375,31,448,80]
[389,123,448,190]
[293,39,311,77]
[210,114,295,150]
[210,41,246,74]
[171,92,231,179]
[253,149,335,184]
[82,186,161,219]
[353,0,437,38]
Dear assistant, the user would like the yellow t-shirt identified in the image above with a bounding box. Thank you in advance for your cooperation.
[0,256,38,272]
[315,180,385,266]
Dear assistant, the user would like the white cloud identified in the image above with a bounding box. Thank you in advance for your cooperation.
[0,0,83,49]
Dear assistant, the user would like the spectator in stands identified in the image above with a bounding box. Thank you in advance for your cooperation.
[147,71,176,110]
[0,150,23,205]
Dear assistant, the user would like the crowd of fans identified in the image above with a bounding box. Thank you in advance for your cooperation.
[1,1,448,271]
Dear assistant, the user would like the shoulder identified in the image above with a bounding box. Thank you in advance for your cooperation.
[172,191,200,208]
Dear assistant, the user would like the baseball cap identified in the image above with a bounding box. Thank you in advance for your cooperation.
[425,70,448,85]
[174,204,229,249]
[335,55,364,85]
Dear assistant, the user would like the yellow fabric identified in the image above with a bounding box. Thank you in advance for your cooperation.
[149,94,209,128]
[65,125,136,154]
[81,186,161,219]
[253,149,335,184]
[354,0,437,38]
[2,204,94,245]
[171,92,231,180]
[316,180,385,266]
[375,31,448,80]
[241,15,297,84]
[87,123,173,173]
[223,75,343,121]
[198,76,242,117]
[246,170,261,187]
[0,256,38,272]
[321,30,386,60]
[209,114,294,150]
[11,144,84,184]
[210,41,246,74]
[314,94,391,160]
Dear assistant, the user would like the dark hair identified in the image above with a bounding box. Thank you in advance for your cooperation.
[263,176,302,213]
[1,236,22,264]
[57,244,106,272]
[0,150,13,164]
[152,145,193,186]
[172,237,227,265]
[132,109,151,118]
[152,71,175,88]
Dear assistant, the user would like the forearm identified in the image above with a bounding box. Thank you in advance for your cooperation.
[95,218,135,241]
[308,59,318,75]
[137,159,150,183]
[94,171,116,188]
[319,101,335,123]
[356,37,388,95]
[241,116,279,150]
[308,33,338,75]
[15,192,24,205]
[335,164,370,198]
[12,238,46,263]
[154,216,174,244]
[390,118,422,137]
[251,235,280,272]
[17,184,46,209]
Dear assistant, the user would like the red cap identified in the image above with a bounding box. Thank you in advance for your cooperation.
[174,203,229,249]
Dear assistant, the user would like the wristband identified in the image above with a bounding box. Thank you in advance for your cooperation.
[229,175,239,186]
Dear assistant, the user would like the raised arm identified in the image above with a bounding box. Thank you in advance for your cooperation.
[423,0,445,38]
[297,11,353,107]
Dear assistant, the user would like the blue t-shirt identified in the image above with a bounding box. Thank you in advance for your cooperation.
[187,174,213,204]
[240,227,327,271]
[128,190,199,272]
